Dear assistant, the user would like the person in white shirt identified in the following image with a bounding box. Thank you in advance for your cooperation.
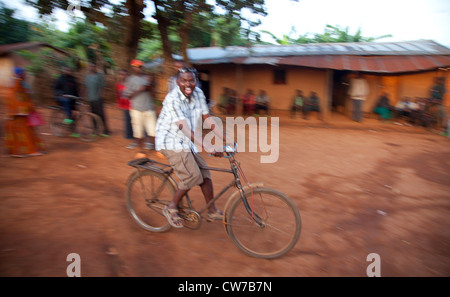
[348,72,370,122]
[123,59,156,153]
[255,89,270,116]
[156,67,231,228]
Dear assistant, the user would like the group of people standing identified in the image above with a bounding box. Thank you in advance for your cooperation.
[291,90,321,119]
[3,59,157,158]
[373,84,447,131]
[218,88,270,116]
[54,64,111,137]
[54,59,158,155]
[349,73,447,132]
[3,64,448,159]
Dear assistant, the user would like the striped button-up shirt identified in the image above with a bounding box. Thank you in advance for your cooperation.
[155,86,209,153]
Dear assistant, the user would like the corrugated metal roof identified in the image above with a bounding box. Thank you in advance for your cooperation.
[269,55,450,73]
[188,40,450,73]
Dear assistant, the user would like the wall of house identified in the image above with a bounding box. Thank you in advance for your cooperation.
[204,64,327,112]
[378,70,450,108]
[0,56,14,101]
[198,64,450,116]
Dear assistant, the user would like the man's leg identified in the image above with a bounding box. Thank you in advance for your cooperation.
[144,110,156,150]
[357,101,364,122]
[168,189,188,210]
[58,96,72,119]
[130,109,146,153]
[351,99,357,121]
[199,177,217,213]
[97,99,110,135]
[189,152,222,217]
[353,100,362,122]
[303,105,309,119]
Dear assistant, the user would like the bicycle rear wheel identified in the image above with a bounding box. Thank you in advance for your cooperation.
[225,187,301,259]
[126,170,175,232]
[49,107,71,137]
[75,112,104,142]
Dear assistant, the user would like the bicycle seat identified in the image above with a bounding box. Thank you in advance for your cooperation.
[128,158,173,174]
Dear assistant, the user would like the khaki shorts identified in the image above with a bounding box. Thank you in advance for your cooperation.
[160,150,211,190]
[130,109,156,138]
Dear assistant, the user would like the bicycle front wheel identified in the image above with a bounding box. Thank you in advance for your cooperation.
[225,187,301,259]
[75,112,104,142]
[126,170,175,232]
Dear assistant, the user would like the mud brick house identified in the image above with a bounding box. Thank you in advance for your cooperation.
[0,42,71,103]
[186,39,450,120]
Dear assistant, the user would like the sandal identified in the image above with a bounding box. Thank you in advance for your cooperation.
[163,206,184,228]
[207,209,224,222]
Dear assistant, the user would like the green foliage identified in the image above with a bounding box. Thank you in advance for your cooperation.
[16,0,393,70]
[261,24,392,45]
[65,21,113,65]
[188,11,250,47]
[0,5,31,44]
[29,22,69,48]
[152,0,268,61]
[28,18,114,68]
[16,48,74,76]
[205,0,267,47]
[137,38,162,61]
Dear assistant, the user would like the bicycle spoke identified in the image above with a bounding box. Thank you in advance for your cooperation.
[126,171,174,232]
[226,188,301,258]
[50,109,71,137]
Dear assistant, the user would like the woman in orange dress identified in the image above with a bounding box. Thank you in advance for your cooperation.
[4,67,46,157]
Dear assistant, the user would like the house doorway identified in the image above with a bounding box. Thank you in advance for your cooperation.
[198,70,210,103]
[332,70,351,114]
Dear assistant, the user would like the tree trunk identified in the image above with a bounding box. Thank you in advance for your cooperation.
[110,43,129,70]
[153,0,175,101]
[81,0,145,70]
[124,0,145,66]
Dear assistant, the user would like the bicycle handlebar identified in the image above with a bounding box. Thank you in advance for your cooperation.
[62,95,82,100]
[209,142,238,158]
[224,143,237,153]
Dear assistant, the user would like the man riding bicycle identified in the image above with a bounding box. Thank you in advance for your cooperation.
[54,66,80,124]
[155,67,231,228]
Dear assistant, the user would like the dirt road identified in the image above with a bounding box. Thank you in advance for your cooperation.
[1,105,449,276]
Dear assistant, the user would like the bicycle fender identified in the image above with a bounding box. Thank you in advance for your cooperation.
[124,169,178,190]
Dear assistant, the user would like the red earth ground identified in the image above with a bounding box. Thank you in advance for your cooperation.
[0,104,449,277]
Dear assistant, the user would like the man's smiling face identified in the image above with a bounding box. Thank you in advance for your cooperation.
[177,72,197,98]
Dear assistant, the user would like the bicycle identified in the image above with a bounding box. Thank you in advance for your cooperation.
[125,145,302,259]
[49,95,104,142]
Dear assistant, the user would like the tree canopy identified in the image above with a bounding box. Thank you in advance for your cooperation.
[22,0,268,70]
[261,24,392,45]
[6,1,392,71]
[0,5,31,44]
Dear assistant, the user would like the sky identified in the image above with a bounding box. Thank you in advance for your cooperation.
[3,0,450,48]
[251,0,450,47]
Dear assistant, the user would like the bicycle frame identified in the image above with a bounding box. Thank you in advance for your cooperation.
[128,154,265,226]
[199,156,265,226]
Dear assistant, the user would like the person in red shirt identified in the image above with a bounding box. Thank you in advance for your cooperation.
[115,69,136,148]
[242,89,256,115]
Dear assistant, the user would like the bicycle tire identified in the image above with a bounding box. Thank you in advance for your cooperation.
[225,187,301,259]
[126,170,175,232]
[75,112,104,142]
[49,107,71,137]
